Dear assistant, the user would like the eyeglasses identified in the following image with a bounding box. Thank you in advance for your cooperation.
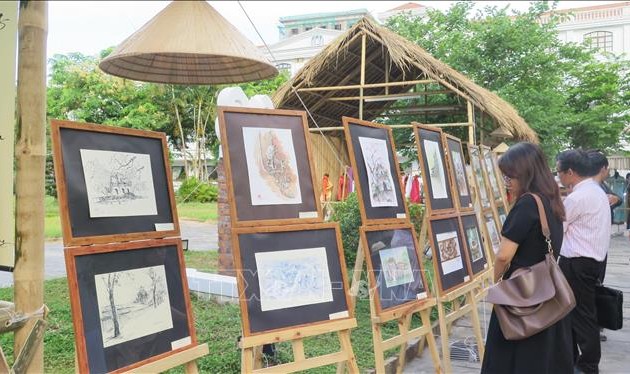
[502,175,512,183]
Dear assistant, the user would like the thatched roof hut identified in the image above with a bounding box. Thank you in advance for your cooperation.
[272,17,536,200]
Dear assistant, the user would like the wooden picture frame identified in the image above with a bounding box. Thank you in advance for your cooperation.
[459,213,489,276]
[342,117,409,225]
[232,222,353,336]
[218,106,322,227]
[427,214,472,295]
[481,145,502,201]
[65,238,196,373]
[51,120,180,246]
[443,134,473,212]
[467,144,491,210]
[413,123,456,215]
[360,223,430,318]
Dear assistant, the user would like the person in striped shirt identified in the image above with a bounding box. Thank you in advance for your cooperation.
[556,149,611,374]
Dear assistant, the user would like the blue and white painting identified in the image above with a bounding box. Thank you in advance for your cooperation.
[255,247,333,312]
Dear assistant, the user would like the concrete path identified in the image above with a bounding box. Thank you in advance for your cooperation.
[0,219,218,288]
[404,234,630,373]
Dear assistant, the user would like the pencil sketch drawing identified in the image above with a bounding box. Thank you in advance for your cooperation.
[95,265,173,348]
[451,149,469,197]
[80,149,158,218]
[255,247,333,312]
[423,139,448,199]
[242,127,302,206]
[485,217,501,254]
[378,246,414,288]
[465,226,484,262]
[358,136,398,207]
[484,153,501,197]
[436,231,463,275]
[471,152,490,207]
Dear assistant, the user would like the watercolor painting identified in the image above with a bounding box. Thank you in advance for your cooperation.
[465,226,484,262]
[80,149,158,218]
[436,231,463,275]
[378,246,414,288]
[94,265,172,348]
[255,247,333,312]
[423,139,448,199]
[358,136,398,207]
[242,127,302,206]
[451,148,469,197]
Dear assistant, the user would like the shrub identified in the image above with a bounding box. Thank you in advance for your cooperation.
[408,202,425,237]
[329,193,361,268]
[177,177,218,203]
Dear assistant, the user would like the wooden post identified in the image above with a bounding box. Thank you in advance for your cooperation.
[467,101,475,145]
[359,34,366,120]
[14,2,47,372]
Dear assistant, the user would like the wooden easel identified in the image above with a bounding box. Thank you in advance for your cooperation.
[241,319,358,373]
[121,344,209,374]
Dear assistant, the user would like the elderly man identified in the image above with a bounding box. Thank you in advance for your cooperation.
[556,149,611,374]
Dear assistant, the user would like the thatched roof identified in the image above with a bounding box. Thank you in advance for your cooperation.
[273,17,537,142]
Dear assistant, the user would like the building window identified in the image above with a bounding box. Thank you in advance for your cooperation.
[275,63,291,72]
[305,26,312,31]
[584,31,613,52]
[290,28,298,36]
[311,35,324,47]
[334,24,342,30]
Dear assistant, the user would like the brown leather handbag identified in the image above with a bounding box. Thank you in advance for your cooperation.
[486,193,576,340]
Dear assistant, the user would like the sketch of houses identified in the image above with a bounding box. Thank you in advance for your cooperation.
[242,127,302,206]
[378,246,414,288]
[358,137,398,207]
[80,149,158,218]
[255,247,333,312]
[94,265,173,348]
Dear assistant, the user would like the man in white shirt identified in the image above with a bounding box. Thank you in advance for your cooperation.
[556,149,611,374]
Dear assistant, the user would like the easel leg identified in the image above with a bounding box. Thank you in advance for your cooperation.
[395,314,413,374]
[372,322,386,373]
[420,309,442,373]
[253,346,263,369]
[242,347,254,374]
[291,339,305,362]
[348,242,365,313]
[338,330,359,373]
[467,291,485,362]
[183,360,199,374]
[437,301,452,373]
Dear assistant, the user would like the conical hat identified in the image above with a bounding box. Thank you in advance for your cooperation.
[99,1,277,85]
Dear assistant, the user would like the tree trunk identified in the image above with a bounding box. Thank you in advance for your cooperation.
[171,86,189,178]
[108,282,120,338]
[14,2,47,371]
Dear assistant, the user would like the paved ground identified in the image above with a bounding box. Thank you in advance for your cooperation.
[404,233,630,373]
[0,220,218,287]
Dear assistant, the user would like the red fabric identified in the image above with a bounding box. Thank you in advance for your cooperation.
[337,173,351,201]
[410,176,421,203]
[321,175,332,201]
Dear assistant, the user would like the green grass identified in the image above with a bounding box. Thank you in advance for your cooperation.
[0,252,437,373]
[42,197,218,239]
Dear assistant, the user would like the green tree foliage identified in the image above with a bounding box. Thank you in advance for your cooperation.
[386,1,629,156]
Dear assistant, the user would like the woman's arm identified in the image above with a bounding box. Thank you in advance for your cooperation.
[493,236,519,282]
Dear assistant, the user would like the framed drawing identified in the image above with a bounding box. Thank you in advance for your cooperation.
[481,145,502,200]
[233,222,352,336]
[428,215,472,295]
[483,212,501,256]
[497,205,507,226]
[444,134,473,211]
[360,223,430,317]
[65,239,196,373]
[218,107,322,226]
[413,123,455,215]
[342,117,408,225]
[51,120,180,246]
[459,213,488,275]
[467,144,491,210]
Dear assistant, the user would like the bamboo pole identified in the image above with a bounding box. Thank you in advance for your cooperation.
[296,79,436,92]
[359,34,366,120]
[329,90,451,101]
[14,2,47,371]
[308,122,473,132]
[467,101,475,144]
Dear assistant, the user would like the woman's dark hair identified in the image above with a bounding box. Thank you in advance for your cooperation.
[498,142,565,220]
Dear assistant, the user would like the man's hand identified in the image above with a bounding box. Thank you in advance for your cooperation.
[607,194,620,206]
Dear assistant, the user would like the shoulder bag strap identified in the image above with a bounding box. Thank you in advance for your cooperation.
[525,193,553,254]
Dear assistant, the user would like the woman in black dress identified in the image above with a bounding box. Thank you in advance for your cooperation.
[481,142,573,373]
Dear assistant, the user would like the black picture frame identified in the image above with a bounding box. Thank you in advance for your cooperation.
[218,107,322,227]
[414,124,455,214]
[361,224,429,316]
[65,239,196,373]
[51,120,180,246]
[468,145,491,209]
[233,223,352,336]
[460,213,488,275]
[444,135,473,211]
[428,215,472,294]
[343,117,408,225]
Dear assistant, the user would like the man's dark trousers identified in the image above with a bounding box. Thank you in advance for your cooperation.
[560,256,603,374]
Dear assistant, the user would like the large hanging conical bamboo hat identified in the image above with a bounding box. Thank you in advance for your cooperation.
[99,1,278,85]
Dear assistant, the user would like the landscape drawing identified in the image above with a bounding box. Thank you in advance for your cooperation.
[436,231,463,275]
[484,154,501,197]
[423,139,448,199]
[255,247,333,312]
[94,265,173,348]
[242,127,302,206]
[471,154,489,206]
[465,227,483,262]
[80,149,157,218]
[451,149,469,197]
[485,217,501,254]
[378,246,414,288]
[358,136,398,207]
